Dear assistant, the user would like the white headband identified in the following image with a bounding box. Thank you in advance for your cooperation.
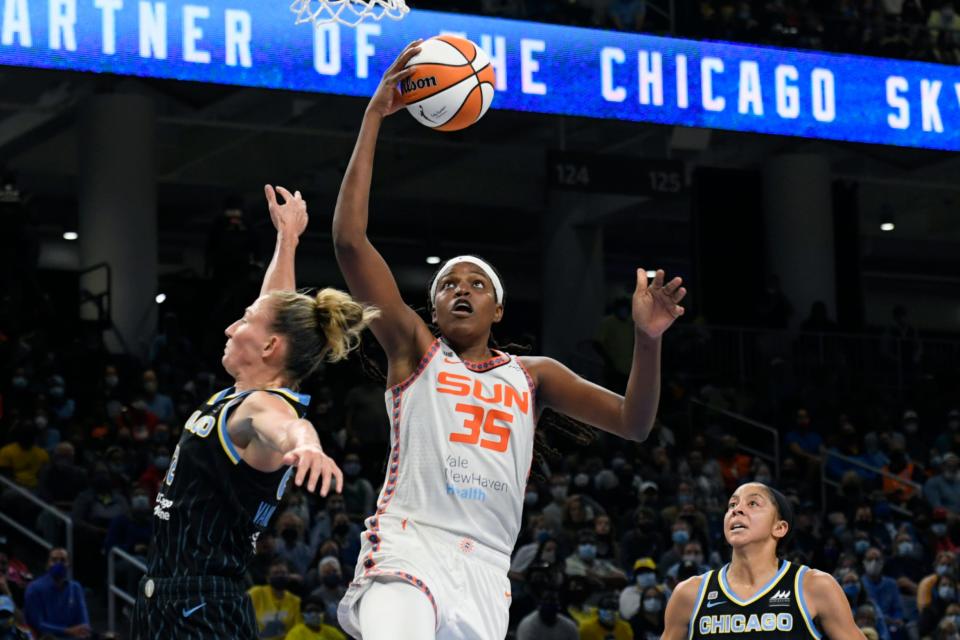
[429,256,504,304]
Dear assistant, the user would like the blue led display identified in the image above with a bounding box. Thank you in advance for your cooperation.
[1,2,958,150]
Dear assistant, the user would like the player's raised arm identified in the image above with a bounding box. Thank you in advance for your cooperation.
[661,575,701,640]
[332,40,433,371]
[261,185,308,296]
[525,267,686,442]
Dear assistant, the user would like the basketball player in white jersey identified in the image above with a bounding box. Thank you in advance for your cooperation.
[331,42,686,640]
[661,482,864,640]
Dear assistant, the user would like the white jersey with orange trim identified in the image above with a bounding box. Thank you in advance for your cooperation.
[378,337,536,557]
[338,338,537,638]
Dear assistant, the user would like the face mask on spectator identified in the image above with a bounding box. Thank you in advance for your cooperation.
[684,553,704,565]
[11,376,27,389]
[34,415,48,430]
[574,473,589,488]
[550,486,567,501]
[535,529,550,544]
[132,495,150,511]
[50,385,65,399]
[672,530,690,545]
[105,375,119,388]
[524,491,538,506]
[578,544,597,561]
[854,540,870,555]
[49,562,67,580]
[611,457,626,470]
[643,598,663,613]
[154,456,171,470]
[303,611,322,627]
[842,583,860,599]
[864,560,882,576]
[940,586,956,601]
[541,550,556,563]
[344,462,361,477]
[933,524,949,537]
[269,576,287,592]
[938,563,953,576]
[636,572,656,589]
[897,542,914,556]
[677,493,693,505]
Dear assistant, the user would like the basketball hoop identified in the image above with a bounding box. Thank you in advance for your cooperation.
[291,0,409,27]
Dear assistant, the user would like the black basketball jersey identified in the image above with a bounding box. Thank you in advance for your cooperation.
[146,386,310,579]
[689,560,823,639]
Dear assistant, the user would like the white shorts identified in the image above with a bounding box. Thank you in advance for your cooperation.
[337,515,512,639]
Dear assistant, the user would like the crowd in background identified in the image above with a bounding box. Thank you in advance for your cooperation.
[1,286,960,640]
[417,0,960,64]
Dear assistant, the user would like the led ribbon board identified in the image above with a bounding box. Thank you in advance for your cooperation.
[1,2,959,150]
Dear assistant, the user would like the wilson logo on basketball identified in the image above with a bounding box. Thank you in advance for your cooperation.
[401,76,437,94]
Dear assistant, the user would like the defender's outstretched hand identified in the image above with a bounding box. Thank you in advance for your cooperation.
[264,184,308,239]
[633,268,686,338]
[283,444,344,497]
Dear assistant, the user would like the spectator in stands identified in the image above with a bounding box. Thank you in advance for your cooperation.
[619,508,662,571]
[104,485,152,557]
[305,556,345,620]
[542,474,570,533]
[23,548,91,639]
[884,531,924,602]
[920,573,959,638]
[0,595,30,640]
[609,0,646,31]
[785,408,823,459]
[516,589,578,640]
[927,1,960,62]
[854,603,886,640]
[565,529,627,589]
[139,369,174,424]
[594,514,618,562]
[343,381,389,463]
[283,594,345,640]
[657,519,692,574]
[36,442,87,534]
[0,422,49,490]
[883,445,924,507]
[919,551,957,612]
[935,616,960,640]
[249,559,302,640]
[862,547,905,637]
[628,584,665,640]
[0,538,32,606]
[619,557,658,622]
[340,453,374,518]
[935,409,960,454]
[275,511,312,580]
[666,540,710,582]
[926,453,960,514]
[715,434,752,492]
[841,569,892,640]
[579,593,633,640]
[928,509,959,556]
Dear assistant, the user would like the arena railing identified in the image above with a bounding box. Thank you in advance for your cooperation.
[0,475,74,577]
[107,546,146,634]
[687,398,780,479]
[819,449,922,518]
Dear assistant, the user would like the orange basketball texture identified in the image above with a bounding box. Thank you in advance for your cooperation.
[400,35,496,132]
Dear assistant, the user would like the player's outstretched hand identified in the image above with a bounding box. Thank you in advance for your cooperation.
[633,268,687,338]
[264,184,308,239]
[283,444,344,496]
[367,39,423,118]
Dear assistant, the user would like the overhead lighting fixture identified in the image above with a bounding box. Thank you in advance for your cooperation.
[880,222,895,232]
[155,293,167,304]
[426,256,441,265]
[62,231,78,241]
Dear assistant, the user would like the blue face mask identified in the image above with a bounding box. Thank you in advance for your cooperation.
[843,583,860,599]
[536,530,551,544]
[598,609,615,627]
[302,612,323,627]
[672,530,690,545]
[49,562,67,580]
[578,544,597,561]
[854,540,870,555]
[636,572,657,589]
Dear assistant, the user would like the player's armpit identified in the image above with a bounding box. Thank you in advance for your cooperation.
[661,575,702,640]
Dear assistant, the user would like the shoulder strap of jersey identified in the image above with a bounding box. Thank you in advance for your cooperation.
[688,569,715,640]
[794,564,824,639]
[263,387,310,417]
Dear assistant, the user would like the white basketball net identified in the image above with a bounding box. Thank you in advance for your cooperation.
[291,0,409,27]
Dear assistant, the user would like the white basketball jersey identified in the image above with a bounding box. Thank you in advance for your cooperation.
[373,339,537,558]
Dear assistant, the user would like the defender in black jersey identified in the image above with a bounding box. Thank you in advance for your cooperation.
[662,482,865,640]
[132,185,377,639]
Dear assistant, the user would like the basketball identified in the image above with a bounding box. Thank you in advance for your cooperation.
[399,35,496,132]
